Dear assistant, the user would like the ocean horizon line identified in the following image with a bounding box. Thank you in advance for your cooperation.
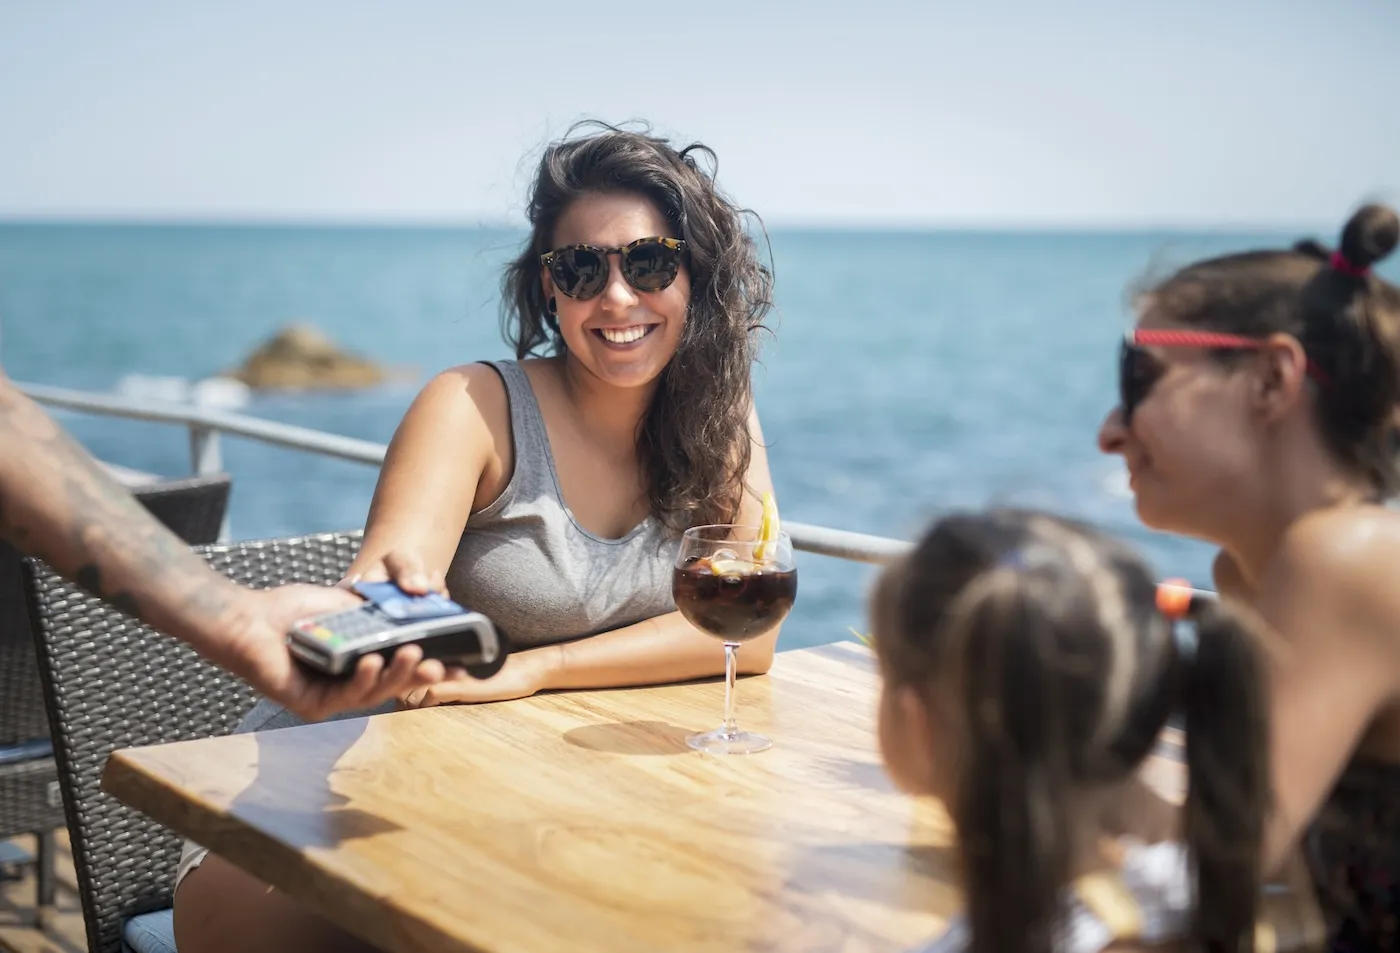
[0,213,1327,238]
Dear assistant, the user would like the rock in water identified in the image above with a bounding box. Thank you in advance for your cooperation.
[227,324,390,390]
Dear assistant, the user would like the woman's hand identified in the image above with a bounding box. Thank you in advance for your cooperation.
[398,645,562,708]
[341,549,449,596]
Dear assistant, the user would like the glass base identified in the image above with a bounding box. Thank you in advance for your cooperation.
[687,727,772,755]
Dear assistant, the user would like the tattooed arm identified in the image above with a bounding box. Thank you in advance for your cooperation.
[0,372,444,720]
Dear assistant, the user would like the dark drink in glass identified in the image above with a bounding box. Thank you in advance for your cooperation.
[674,526,797,755]
[673,561,797,643]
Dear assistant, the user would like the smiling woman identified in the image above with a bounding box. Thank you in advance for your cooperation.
[502,125,773,533]
[1098,203,1400,950]
[166,123,781,953]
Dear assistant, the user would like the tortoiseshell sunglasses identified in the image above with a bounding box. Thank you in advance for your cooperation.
[1119,328,1330,425]
[540,236,687,300]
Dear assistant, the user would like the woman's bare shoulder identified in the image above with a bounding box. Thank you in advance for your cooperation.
[1265,505,1400,653]
[1275,505,1400,575]
[403,362,510,437]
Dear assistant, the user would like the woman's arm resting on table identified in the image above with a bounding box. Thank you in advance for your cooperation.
[0,371,443,720]
[403,609,777,706]
[401,402,784,707]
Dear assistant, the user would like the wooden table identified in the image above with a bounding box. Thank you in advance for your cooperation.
[102,643,960,953]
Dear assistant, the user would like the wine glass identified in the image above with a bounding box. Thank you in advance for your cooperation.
[673,525,797,754]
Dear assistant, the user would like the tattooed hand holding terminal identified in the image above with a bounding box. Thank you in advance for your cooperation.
[0,372,444,721]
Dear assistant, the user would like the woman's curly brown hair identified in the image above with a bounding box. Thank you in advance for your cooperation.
[501,121,775,533]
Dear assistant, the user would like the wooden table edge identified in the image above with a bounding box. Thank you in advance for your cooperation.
[102,734,482,953]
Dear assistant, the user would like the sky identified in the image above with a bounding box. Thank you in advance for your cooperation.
[2,0,1398,229]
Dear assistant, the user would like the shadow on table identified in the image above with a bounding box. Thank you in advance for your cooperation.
[801,752,896,793]
[227,714,402,850]
[562,720,696,756]
[786,840,959,912]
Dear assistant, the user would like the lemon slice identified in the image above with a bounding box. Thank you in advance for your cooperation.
[709,556,752,577]
[755,491,780,563]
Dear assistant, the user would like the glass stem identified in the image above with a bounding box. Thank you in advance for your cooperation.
[722,641,739,737]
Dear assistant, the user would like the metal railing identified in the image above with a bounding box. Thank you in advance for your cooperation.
[19,381,913,565]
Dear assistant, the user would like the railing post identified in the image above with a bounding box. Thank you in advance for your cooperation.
[189,424,223,476]
[188,424,231,541]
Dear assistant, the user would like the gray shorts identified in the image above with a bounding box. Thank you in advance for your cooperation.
[174,839,210,894]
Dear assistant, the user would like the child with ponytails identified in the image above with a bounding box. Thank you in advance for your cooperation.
[871,508,1272,953]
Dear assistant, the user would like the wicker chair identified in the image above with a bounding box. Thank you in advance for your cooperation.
[23,530,362,953]
[0,473,231,920]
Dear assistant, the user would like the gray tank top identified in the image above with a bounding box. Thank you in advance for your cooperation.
[444,360,679,649]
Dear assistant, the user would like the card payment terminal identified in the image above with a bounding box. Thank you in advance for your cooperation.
[287,581,508,679]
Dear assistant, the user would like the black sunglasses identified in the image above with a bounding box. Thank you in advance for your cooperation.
[539,236,687,301]
[1118,328,1329,425]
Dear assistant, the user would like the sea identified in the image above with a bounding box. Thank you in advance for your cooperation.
[4,223,1393,650]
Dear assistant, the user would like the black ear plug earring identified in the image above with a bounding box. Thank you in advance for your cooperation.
[547,296,557,315]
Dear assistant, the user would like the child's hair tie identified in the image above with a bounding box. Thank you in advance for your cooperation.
[1155,578,1195,620]
[1156,578,1200,662]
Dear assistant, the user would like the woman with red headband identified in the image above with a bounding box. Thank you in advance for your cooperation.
[1099,203,1400,950]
